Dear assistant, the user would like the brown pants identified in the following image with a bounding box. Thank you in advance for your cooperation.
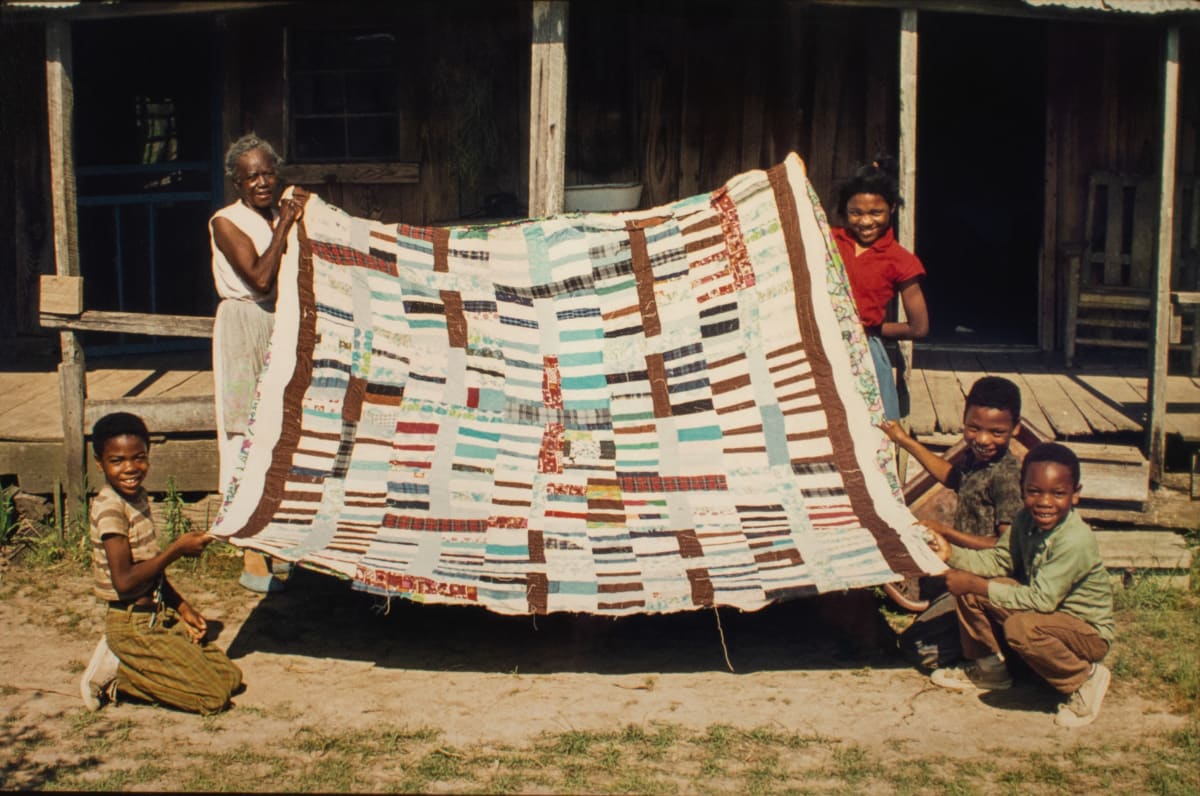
[955,579,1108,694]
[106,604,243,715]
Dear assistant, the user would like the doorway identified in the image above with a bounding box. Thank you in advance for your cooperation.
[72,16,221,353]
[915,13,1047,346]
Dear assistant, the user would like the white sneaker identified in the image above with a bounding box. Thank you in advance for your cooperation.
[1055,663,1111,728]
[930,661,1013,691]
[80,638,120,712]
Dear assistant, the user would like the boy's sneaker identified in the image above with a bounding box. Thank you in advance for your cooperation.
[1055,663,1111,728]
[930,661,1013,691]
[80,638,120,712]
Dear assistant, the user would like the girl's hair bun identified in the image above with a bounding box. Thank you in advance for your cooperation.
[837,153,903,215]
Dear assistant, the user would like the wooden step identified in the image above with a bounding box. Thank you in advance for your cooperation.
[1095,530,1193,571]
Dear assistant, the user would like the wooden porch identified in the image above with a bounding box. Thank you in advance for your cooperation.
[1,347,1197,498]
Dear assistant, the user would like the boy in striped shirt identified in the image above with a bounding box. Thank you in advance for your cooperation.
[81,412,242,714]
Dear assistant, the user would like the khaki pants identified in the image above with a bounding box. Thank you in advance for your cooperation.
[955,578,1108,694]
[106,604,243,715]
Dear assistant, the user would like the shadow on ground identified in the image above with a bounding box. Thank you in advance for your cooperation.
[225,567,908,676]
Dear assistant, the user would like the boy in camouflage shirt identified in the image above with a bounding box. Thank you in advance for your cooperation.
[881,376,1024,668]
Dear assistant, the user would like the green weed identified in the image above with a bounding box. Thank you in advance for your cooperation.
[0,484,17,546]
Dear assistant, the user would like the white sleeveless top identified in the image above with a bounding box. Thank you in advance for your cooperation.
[209,200,279,302]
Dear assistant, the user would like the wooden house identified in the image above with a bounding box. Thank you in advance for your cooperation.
[1,0,1198,523]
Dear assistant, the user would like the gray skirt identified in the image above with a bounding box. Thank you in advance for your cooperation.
[213,299,274,436]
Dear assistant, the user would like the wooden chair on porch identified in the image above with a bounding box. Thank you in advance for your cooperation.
[1064,172,1200,374]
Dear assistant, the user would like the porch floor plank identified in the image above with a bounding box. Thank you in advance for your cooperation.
[905,367,939,435]
[87,368,158,400]
[0,373,63,442]
[137,369,210,398]
[980,353,1056,437]
[0,372,57,418]
[946,350,986,395]
[920,350,966,434]
[1075,371,1147,428]
[1015,361,1094,438]
[1057,373,1139,433]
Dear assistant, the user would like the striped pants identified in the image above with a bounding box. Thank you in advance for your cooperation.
[105,604,243,715]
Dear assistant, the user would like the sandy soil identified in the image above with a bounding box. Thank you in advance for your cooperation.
[0,558,1187,791]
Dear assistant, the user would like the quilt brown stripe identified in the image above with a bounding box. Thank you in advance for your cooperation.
[432,227,451,273]
[766,162,919,575]
[441,290,467,348]
[645,352,672,418]
[237,219,320,538]
[527,572,549,614]
[343,375,366,422]
[626,224,661,337]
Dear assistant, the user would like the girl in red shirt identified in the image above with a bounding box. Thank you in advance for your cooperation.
[831,157,930,419]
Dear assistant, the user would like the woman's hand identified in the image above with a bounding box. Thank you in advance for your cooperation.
[279,188,311,228]
[177,601,208,643]
[279,196,305,227]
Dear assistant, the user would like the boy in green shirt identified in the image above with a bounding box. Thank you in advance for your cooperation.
[926,442,1114,728]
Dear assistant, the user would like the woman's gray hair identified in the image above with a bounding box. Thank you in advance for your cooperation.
[223,133,281,178]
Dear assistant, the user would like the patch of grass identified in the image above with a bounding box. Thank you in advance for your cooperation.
[0,484,17,547]
[830,745,871,786]
[1112,576,1200,713]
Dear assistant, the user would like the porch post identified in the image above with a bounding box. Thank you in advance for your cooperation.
[45,20,88,517]
[896,8,919,479]
[528,1,568,218]
[1147,26,1180,486]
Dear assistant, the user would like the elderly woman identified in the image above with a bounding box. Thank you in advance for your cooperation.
[210,133,307,592]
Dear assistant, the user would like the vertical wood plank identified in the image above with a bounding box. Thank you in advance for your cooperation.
[1149,26,1180,485]
[46,20,86,508]
[528,1,568,218]
[45,21,79,284]
[897,9,919,431]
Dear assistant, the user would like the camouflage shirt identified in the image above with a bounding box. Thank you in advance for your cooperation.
[945,447,1023,538]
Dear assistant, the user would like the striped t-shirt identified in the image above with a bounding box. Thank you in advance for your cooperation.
[89,484,159,602]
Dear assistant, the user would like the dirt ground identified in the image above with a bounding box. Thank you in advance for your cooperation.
[0,554,1189,792]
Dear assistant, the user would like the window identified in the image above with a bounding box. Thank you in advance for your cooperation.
[288,28,404,162]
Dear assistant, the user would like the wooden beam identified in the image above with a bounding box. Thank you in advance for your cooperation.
[528,1,568,218]
[1148,26,1180,486]
[41,310,215,338]
[0,438,220,495]
[84,396,216,434]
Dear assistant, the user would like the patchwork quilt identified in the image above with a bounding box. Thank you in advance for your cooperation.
[212,154,945,615]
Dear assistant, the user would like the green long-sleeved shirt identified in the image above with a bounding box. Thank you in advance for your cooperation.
[948,508,1115,643]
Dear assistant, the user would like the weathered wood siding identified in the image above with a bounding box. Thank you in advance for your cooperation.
[1046,23,1200,341]
[223,1,529,226]
[0,22,56,359]
[569,2,899,215]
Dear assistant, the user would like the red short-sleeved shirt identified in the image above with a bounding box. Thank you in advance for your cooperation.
[831,226,926,328]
